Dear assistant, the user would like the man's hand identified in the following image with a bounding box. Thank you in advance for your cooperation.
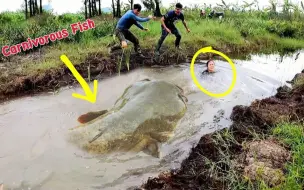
[143,28,149,31]
[148,15,153,19]
[186,28,190,33]
[121,41,127,48]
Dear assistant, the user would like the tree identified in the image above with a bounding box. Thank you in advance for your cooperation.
[128,0,134,9]
[111,0,121,18]
[35,0,39,14]
[40,0,43,13]
[112,0,116,17]
[98,0,101,15]
[29,0,32,16]
[25,0,28,19]
[25,0,43,19]
[92,0,96,16]
[88,0,92,17]
[84,0,88,18]
[154,0,161,17]
[116,0,121,17]
[142,0,155,11]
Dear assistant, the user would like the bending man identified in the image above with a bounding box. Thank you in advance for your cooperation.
[155,3,190,56]
[110,4,153,58]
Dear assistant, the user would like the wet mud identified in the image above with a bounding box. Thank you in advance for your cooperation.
[139,69,304,190]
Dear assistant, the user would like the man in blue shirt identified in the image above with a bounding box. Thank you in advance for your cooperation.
[154,3,190,56]
[110,4,153,58]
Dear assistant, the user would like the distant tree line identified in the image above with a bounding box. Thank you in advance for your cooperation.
[84,0,102,19]
[111,0,162,18]
[22,0,165,20]
[24,0,43,19]
[142,0,161,17]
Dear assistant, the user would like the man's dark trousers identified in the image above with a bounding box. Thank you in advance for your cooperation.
[155,25,181,52]
[111,28,142,54]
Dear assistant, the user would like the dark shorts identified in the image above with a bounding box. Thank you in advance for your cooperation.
[114,28,139,45]
[161,25,180,36]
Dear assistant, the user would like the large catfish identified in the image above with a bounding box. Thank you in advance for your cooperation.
[67,79,188,158]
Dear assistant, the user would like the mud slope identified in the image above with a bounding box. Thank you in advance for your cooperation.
[139,70,304,190]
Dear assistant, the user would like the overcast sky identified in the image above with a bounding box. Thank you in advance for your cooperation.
[0,0,302,14]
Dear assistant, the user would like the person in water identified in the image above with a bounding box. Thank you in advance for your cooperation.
[110,4,154,58]
[154,3,190,56]
[202,59,215,74]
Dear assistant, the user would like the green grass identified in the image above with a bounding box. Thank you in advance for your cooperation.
[1,7,304,81]
[203,122,304,190]
[257,123,304,190]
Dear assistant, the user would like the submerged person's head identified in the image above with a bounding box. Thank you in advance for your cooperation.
[133,4,142,15]
[206,59,215,72]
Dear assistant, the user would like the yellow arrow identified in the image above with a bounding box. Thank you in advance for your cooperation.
[60,54,98,103]
[201,46,213,52]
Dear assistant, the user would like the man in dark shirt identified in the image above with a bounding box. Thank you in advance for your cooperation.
[110,4,153,58]
[154,3,190,55]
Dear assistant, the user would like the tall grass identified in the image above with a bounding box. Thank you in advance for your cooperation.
[259,123,304,190]
[198,121,304,190]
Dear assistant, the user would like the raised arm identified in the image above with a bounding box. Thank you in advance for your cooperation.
[131,14,150,22]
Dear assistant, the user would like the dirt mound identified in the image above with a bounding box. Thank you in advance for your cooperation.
[139,71,304,190]
[231,81,304,126]
[241,139,290,187]
[142,134,233,190]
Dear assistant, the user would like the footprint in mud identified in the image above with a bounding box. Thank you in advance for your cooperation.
[213,109,225,123]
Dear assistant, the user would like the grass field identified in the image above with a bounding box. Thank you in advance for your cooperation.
[1,8,304,78]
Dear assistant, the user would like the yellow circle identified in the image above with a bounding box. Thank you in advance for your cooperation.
[190,47,237,98]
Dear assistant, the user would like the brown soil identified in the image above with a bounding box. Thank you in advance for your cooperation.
[139,70,304,190]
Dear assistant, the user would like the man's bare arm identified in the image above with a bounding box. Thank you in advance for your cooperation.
[161,16,171,33]
[182,20,189,30]
[160,16,167,29]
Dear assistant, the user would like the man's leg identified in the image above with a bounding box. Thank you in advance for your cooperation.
[155,26,169,55]
[123,30,144,56]
[171,28,182,49]
[110,28,126,52]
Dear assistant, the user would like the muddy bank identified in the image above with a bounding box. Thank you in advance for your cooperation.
[0,40,295,104]
[139,70,304,190]
[0,45,218,103]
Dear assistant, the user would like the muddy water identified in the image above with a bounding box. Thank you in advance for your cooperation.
[0,51,303,190]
